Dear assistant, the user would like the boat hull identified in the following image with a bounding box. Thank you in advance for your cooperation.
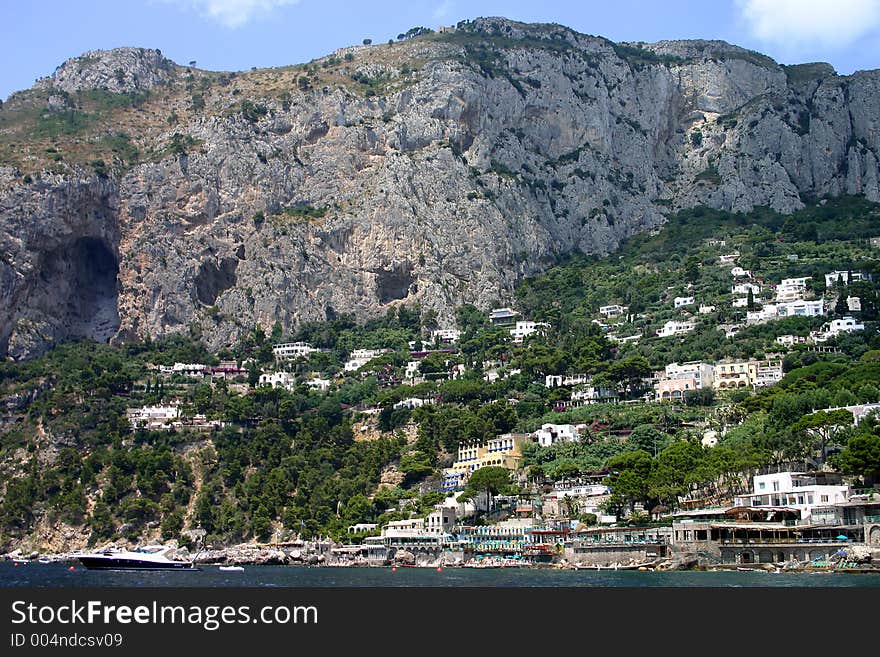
[77,556,196,571]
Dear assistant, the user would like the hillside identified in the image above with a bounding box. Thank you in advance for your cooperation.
[1,17,880,359]
[1,196,879,553]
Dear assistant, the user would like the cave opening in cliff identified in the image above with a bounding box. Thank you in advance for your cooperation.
[42,237,120,344]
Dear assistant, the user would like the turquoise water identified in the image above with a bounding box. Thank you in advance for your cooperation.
[2,562,879,587]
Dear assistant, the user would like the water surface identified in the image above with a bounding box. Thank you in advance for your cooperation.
[2,562,879,587]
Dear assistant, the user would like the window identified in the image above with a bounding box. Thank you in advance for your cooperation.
[759,482,766,491]
[772,481,779,492]
[821,495,828,503]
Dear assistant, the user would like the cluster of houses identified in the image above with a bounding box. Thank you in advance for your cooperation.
[489,307,551,343]
[637,266,871,340]
[654,358,784,398]
[339,465,880,568]
[125,404,226,432]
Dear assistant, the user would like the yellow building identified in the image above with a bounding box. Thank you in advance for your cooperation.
[714,360,757,390]
[441,434,531,491]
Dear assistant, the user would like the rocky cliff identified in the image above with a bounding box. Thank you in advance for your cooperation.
[1,17,878,358]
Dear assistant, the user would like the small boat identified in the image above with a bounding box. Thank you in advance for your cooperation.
[77,545,198,571]
[219,565,244,572]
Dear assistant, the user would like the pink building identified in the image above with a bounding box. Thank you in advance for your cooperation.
[656,377,698,401]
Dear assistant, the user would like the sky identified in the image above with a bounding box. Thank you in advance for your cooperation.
[2,0,880,101]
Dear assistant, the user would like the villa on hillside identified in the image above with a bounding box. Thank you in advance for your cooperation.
[430,329,461,344]
[746,300,824,325]
[441,434,531,492]
[489,307,520,325]
[714,359,783,390]
[825,270,869,288]
[344,348,391,372]
[272,342,318,360]
[510,320,550,344]
[126,404,181,430]
[158,362,207,377]
[655,361,714,401]
[812,316,865,341]
[533,423,583,447]
[656,319,696,338]
[259,371,296,391]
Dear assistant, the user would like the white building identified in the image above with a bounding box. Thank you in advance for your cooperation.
[545,374,591,388]
[754,360,784,388]
[674,296,695,308]
[775,277,811,302]
[273,342,317,360]
[656,320,696,337]
[393,397,433,410]
[718,252,740,264]
[599,304,628,318]
[570,385,619,405]
[259,371,296,390]
[698,304,716,314]
[732,283,761,295]
[510,320,550,344]
[664,362,715,389]
[306,377,331,391]
[424,507,456,535]
[847,296,861,312]
[734,472,849,521]
[158,363,207,377]
[776,334,811,348]
[730,267,752,278]
[747,300,824,325]
[533,423,581,447]
[126,404,181,430]
[344,348,391,372]
[404,361,421,380]
[430,329,461,344]
[732,297,750,308]
[780,299,824,317]
[607,333,641,344]
[815,316,865,341]
[382,518,426,538]
[824,271,868,288]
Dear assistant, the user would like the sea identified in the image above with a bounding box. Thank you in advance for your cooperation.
[2,561,880,587]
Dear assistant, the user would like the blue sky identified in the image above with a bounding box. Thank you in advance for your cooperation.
[2,0,880,101]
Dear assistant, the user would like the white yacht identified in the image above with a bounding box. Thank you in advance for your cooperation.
[76,545,197,570]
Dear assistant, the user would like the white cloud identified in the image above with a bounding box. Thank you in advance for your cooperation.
[179,0,300,28]
[738,0,880,50]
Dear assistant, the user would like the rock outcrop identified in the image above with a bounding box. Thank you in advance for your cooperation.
[1,18,879,358]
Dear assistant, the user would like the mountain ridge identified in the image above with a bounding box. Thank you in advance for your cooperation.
[1,16,879,359]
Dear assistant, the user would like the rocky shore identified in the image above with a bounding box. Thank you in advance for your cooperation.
[3,544,875,572]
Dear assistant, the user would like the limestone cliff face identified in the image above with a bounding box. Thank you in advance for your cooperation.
[1,18,878,357]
